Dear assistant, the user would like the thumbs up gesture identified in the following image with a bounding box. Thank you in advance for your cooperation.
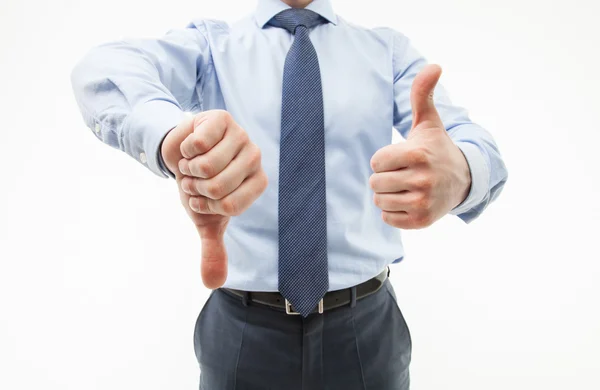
[369,65,472,229]
[161,110,268,289]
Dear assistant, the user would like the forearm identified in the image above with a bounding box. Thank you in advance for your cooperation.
[70,24,208,177]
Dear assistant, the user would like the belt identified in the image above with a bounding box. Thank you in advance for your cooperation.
[222,268,389,315]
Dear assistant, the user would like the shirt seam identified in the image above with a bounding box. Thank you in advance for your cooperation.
[233,304,249,388]
[195,19,217,111]
[350,306,368,389]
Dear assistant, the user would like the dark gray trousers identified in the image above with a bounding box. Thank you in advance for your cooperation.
[193,278,411,390]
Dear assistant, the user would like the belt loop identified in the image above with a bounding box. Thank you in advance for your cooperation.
[242,291,249,307]
[350,286,357,308]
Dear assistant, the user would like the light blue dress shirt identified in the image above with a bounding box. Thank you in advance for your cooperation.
[71,0,507,291]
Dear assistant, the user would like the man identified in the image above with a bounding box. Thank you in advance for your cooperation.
[71,0,507,388]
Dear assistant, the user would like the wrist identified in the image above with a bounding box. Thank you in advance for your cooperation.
[454,149,472,208]
[450,141,490,216]
[159,130,177,179]
[122,100,186,178]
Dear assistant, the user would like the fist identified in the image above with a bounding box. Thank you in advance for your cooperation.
[161,110,268,288]
[369,65,471,229]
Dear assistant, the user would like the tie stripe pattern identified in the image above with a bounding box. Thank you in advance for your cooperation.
[268,9,329,317]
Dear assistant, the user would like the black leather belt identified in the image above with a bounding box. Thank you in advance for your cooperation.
[222,268,389,315]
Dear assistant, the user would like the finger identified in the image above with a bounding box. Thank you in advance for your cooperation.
[180,113,228,159]
[179,125,248,179]
[381,210,433,230]
[369,170,412,193]
[177,178,219,230]
[373,192,418,212]
[161,116,195,178]
[189,195,218,214]
[180,144,261,199]
[178,178,196,218]
[370,143,430,173]
[206,170,268,217]
[381,211,410,228]
[409,64,444,130]
[197,221,229,289]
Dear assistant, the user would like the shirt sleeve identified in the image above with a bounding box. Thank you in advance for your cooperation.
[390,30,508,223]
[70,21,211,178]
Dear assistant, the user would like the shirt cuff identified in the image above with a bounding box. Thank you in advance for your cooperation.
[122,100,187,178]
[450,141,490,218]
[157,130,177,179]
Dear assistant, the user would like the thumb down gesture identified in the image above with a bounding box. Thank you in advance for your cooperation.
[161,110,268,289]
[369,65,472,229]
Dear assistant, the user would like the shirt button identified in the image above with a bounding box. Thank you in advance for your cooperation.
[139,152,147,164]
[94,123,101,133]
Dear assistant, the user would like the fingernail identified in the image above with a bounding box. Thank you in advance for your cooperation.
[178,160,187,175]
[181,183,190,194]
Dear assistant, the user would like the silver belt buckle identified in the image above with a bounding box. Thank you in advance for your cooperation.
[285,298,324,315]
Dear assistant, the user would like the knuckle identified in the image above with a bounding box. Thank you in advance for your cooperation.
[206,180,225,199]
[414,174,434,191]
[258,170,269,192]
[409,147,429,165]
[415,194,432,211]
[194,158,215,178]
[212,110,232,127]
[221,198,239,216]
[237,129,250,145]
[193,111,208,125]
[249,144,262,167]
[192,136,209,152]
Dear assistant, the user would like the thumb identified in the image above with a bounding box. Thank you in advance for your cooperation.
[197,219,229,289]
[410,64,444,131]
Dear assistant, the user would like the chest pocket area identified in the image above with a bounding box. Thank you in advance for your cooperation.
[318,42,393,162]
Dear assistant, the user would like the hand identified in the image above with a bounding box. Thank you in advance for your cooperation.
[161,110,268,288]
[369,64,471,229]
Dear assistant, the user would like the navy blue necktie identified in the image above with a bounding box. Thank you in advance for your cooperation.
[268,9,329,317]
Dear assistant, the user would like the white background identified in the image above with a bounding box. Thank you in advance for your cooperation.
[1,0,599,389]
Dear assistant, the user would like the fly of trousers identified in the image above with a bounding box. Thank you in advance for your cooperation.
[193,278,411,390]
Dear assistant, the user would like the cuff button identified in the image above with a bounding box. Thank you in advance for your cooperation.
[139,152,147,164]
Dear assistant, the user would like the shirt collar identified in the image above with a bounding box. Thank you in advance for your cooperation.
[254,0,338,28]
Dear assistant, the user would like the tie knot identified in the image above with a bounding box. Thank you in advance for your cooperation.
[268,8,325,34]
